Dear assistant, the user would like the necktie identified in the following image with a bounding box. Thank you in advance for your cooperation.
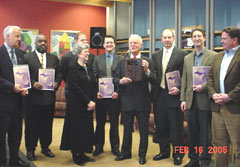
[133,55,137,59]
[160,50,169,89]
[40,54,44,68]
[10,49,17,65]
[106,55,112,77]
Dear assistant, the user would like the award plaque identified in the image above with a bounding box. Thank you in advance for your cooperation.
[166,70,180,90]
[99,78,114,98]
[125,58,142,81]
[38,69,55,91]
[193,66,210,85]
[13,65,31,89]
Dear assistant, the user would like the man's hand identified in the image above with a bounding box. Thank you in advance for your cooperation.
[54,82,58,89]
[168,87,180,95]
[112,92,118,99]
[193,85,203,93]
[212,93,230,104]
[180,101,186,112]
[33,82,43,90]
[13,85,23,93]
[87,101,96,111]
[119,77,132,85]
[142,60,150,73]
[20,89,29,96]
[97,92,103,99]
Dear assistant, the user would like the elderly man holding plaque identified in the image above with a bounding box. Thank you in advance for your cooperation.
[151,29,188,166]
[114,34,156,165]
[180,29,216,167]
[0,25,29,167]
[92,35,123,156]
[60,43,96,166]
[24,34,62,161]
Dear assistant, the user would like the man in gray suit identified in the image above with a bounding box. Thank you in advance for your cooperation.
[207,26,240,167]
[180,29,216,167]
[92,35,122,156]
[114,34,156,165]
[24,34,62,161]
[151,29,188,166]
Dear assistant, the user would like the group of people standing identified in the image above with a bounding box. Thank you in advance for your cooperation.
[0,25,239,167]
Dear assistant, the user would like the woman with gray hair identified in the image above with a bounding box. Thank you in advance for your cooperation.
[60,43,96,165]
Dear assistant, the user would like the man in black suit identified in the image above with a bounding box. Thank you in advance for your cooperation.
[24,34,62,161]
[151,29,188,165]
[60,32,95,100]
[92,35,122,156]
[114,34,156,165]
[0,25,29,167]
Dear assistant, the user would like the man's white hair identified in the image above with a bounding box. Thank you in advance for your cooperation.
[129,34,143,44]
[3,25,21,40]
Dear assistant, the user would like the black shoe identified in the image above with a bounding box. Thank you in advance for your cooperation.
[41,148,55,158]
[27,151,37,161]
[153,153,169,161]
[139,156,146,165]
[9,159,29,167]
[82,154,95,162]
[174,157,182,165]
[115,154,131,161]
[92,148,103,156]
[73,156,85,166]
[184,161,200,167]
[111,150,121,156]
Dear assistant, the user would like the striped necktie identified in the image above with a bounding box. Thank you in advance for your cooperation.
[10,49,17,65]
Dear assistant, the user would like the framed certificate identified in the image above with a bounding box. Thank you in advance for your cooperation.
[125,58,142,81]
[38,69,55,91]
[193,66,210,85]
[13,65,31,89]
[99,78,114,98]
[166,70,180,90]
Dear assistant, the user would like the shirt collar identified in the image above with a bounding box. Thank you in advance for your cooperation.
[194,48,206,57]
[35,50,46,57]
[224,45,240,55]
[163,44,174,53]
[4,42,14,53]
[130,52,141,59]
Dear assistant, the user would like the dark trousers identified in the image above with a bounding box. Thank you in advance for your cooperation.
[94,99,120,151]
[0,102,23,164]
[153,89,184,159]
[25,104,55,151]
[121,110,150,157]
[186,94,212,164]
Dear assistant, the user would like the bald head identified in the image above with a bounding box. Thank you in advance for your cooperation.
[161,29,175,49]
[35,34,48,53]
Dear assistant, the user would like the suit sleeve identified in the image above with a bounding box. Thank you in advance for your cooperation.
[207,56,217,100]
[54,56,63,89]
[180,57,187,102]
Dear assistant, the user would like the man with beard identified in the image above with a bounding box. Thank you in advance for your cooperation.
[24,34,62,161]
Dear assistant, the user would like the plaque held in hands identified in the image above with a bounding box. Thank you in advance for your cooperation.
[166,70,180,90]
[125,58,142,81]
[99,78,114,98]
[193,66,210,85]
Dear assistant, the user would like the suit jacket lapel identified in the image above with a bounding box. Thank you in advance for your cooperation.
[166,47,177,72]
[33,51,43,68]
[2,45,13,67]
[112,53,118,70]
[100,54,107,74]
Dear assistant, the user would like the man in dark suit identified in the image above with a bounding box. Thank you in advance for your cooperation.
[24,34,62,161]
[151,29,188,165]
[180,29,216,167]
[60,32,95,100]
[114,34,156,165]
[0,26,29,167]
[92,35,122,156]
[207,26,240,167]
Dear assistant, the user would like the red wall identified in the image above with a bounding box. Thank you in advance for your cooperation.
[0,0,106,55]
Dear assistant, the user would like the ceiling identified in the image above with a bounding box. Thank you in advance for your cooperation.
[45,0,132,7]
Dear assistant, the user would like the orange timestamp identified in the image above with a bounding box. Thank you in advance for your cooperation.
[174,146,228,154]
